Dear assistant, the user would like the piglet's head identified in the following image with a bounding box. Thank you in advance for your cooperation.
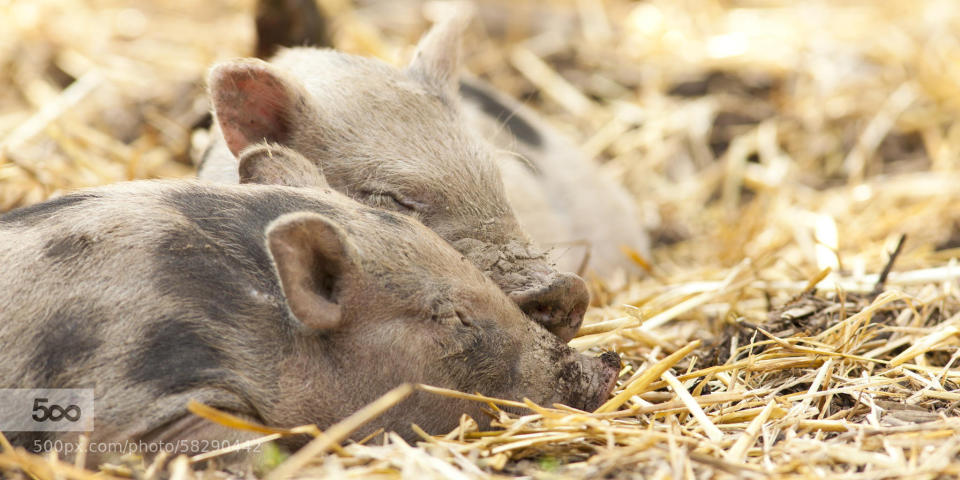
[259,189,619,439]
[209,14,589,342]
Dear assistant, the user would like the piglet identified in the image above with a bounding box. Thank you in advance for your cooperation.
[0,145,619,465]
[234,1,651,279]
[197,12,590,342]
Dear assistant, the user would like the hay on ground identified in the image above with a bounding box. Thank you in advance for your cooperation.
[4,0,960,478]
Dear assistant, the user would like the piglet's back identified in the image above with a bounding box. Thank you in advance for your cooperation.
[0,181,346,378]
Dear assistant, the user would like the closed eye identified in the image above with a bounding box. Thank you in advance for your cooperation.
[432,308,473,328]
[361,190,424,213]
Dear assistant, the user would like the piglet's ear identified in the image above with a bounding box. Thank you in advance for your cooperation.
[266,212,358,330]
[238,143,328,188]
[406,6,473,95]
[209,59,313,158]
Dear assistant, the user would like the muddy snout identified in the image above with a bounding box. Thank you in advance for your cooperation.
[597,350,622,398]
[559,350,621,412]
[511,272,589,342]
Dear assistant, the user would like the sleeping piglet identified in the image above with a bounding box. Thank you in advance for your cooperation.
[197,12,590,342]
[0,145,619,465]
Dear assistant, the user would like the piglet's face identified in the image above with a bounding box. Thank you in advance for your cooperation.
[252,166,618,436]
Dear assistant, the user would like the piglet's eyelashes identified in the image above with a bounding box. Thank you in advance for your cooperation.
[359,189,427,213]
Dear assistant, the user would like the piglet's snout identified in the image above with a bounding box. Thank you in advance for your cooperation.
[511,272,589,343]
[557,350,621,413]
[585,351,621,411]
[598,350,621,397]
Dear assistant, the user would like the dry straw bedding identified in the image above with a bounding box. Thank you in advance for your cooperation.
[3,0,960,478]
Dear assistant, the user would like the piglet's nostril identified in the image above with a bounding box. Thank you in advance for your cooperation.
[511,273,589,342]
[599,350,621,370]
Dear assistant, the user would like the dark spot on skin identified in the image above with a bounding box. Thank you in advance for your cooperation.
[153,226,259,326]
[155,187,339,323]
[163,188,334,275]
[0,194,98,226]
[30,307,103,385]
[459,81,544,150]
[128,318,227,393]
[43,233,93,262]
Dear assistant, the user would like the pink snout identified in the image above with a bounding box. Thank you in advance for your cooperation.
[511,272,589,342]
[591,351,622,410]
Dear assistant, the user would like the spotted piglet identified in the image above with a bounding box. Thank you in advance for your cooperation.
[0,145,619,466]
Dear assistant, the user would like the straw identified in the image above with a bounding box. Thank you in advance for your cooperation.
[5,0,960,477]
